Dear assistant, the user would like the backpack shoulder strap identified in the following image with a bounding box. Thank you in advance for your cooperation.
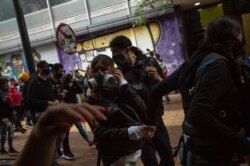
[197,53,228,74]
[190,53,229,96]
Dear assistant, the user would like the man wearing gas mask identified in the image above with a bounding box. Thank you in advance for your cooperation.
[87,54,156,166]
[109,36,174,166]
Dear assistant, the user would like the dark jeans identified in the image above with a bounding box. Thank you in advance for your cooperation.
[191,154,240,166]
[63,131,72,154]
[141,140,158,166]
[1,118,15,150]
[152,118,175,166]
[141,118,174,166]
[53,134,65,165]
[62,121,89,154]
[26,110,36,125]
[35,112,62,166]
[13,106,24,129]
[75,121,89,142]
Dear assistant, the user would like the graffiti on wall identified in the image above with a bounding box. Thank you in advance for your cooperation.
[0,49,41,79]
[154,14,185,74]
[58,13,185,74]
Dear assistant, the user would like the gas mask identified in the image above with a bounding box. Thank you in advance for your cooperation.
[88,71,118,91]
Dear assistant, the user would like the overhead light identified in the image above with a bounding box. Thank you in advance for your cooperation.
[194,2,201,6]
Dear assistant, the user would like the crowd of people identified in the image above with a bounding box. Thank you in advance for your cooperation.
[0,16,250,166]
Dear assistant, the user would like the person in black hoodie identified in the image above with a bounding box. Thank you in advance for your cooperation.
[110,36,174,166]
[27,60,58,120]
[27,60,59,166]
[88,54,156,166]
[149,16,250,165]
[182,16,250,165]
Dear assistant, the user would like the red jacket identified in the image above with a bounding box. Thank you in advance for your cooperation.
[8,86,22,107]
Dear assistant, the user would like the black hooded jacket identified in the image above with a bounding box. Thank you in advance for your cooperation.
[148,42,250,159]
[90,84,146,166]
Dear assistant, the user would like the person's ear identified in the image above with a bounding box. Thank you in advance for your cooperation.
[227,39,236,47]
[124,47,130,56]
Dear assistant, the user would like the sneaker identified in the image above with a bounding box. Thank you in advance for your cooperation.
[0,148,8,155]
[21,128,27,134]
[8,148,19,156]
[62,152,75,160]
[26,121,32,126]
[15,128,22,132]
[57,150,63,158]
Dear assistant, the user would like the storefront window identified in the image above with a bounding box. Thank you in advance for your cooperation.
[0,0,16,21]
[50,0,72,7]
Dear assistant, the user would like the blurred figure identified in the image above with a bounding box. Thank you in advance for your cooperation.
[0,77,18,155]
[60,74,93,160]
[27,61,59,166]
[110,36,174,166]
[88,54,155,166]
[9,84,26,133]
[18,72,33,126]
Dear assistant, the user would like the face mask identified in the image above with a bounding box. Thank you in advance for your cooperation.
[112,54,126,67]
[42,68,51,76]
[68,82,74,88]
[56,73,63,79]
[232,39,245,59]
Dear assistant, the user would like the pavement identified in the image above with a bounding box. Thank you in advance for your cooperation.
[0,94,188,165]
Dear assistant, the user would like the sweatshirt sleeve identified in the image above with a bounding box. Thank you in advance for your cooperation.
[93,107,131,141]
[27,79,48,111]
[147,68,181,124]
[187,61,250,154]
[93,123,129,141]
[120,84,147,122]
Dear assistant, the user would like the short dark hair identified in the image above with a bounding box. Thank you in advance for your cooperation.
[61,73,73,88]
[109,35,132,50]
[91,54,114,72]
[0,77,8,90]
[37,60,48,69]
[52,63,63,72]
[205,16,242,44]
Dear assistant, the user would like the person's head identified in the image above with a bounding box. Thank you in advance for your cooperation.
[61,74,73,88]
[37,60,51,77]
[91,54,114,74]
[0,77,9,91]
[109,35,132,55]
[52,63,64,79]
[109,36,138,67]
[205,16,244,58]
[89,54,118,99]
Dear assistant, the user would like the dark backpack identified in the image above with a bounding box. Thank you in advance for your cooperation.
[179,52,228,116]
[175,53,229,164]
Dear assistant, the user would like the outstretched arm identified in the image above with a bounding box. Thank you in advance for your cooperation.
[13,103,106,166]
